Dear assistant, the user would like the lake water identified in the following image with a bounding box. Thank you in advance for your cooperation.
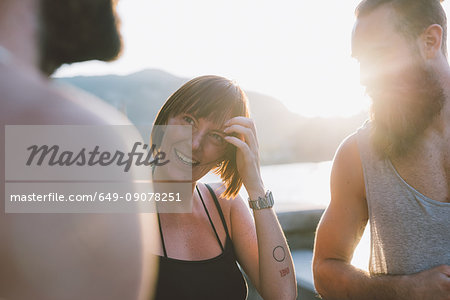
[202,161,370,271]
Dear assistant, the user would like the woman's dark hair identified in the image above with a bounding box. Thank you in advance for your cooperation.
[151,75,250,199]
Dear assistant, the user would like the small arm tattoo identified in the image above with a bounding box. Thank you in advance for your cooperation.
[273,245,286,262]
[279,267,290,277]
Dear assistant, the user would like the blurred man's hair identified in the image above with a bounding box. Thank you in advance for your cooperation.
[39,0,122,75]
[355,0,447,56]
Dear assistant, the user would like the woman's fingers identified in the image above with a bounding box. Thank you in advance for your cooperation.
[225,136,253,164]
[224,136,262,190]
[224,117,259,148]
[224,121,263,192]
[224,124,258,152]
[223,136,251,157]
[225,117,257,136]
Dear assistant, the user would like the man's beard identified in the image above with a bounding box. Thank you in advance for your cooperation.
[39,0,122,76]
[370,59,445,158]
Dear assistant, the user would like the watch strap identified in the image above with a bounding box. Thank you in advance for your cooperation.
[248,190,274,210]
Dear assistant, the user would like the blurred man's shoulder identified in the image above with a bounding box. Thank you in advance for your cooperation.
[51,81,132,125]
[0,62,130,126]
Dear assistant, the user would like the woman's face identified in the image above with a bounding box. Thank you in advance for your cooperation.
[156,112,230,182]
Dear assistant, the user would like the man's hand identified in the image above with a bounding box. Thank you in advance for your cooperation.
[407,265,450,300]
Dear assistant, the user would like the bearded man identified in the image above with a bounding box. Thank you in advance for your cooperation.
[313,0,450,299]
[0,1,158,299]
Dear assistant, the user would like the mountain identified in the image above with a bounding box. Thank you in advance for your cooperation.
[57,69,368,165]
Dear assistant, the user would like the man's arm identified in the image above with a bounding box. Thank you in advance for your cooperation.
[0,65,159,300]
[312,134,450,300]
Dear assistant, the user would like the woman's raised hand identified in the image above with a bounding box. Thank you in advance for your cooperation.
[223,116,265,197]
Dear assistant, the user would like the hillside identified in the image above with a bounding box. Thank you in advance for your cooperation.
[58,69,368,164]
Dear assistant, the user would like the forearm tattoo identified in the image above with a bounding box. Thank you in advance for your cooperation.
[279,267,290,277]
[272,245,286,262]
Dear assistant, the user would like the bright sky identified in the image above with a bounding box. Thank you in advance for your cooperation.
[54,0,450,118]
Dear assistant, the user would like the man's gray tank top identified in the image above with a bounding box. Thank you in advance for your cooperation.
[356,121,450,275]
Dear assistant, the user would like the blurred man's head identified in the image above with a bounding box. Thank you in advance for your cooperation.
[39,0,122,76]
[352,0,447,157]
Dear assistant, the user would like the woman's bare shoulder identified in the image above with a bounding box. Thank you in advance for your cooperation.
[204,182,244,208]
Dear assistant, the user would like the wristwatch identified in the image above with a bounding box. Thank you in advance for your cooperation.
[248,190,274,210]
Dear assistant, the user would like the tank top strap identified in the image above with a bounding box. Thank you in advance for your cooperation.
[157,213,168,257]
[204,184,231,240]
[196,185,224,251]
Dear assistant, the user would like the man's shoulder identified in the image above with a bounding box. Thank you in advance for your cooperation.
[52,82,132,125]
[331,128,366,199]
[334,131,361,164]
[0,63,130,126]
[334,120,372,166]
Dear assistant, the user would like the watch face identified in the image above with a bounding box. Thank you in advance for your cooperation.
[266,190,274,205]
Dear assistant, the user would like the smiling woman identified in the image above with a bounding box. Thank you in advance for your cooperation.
[150,75,297,300]
[152,75,248,197]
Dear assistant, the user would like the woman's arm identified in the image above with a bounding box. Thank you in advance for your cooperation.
[231,192,297,300]
[223,117,297,300]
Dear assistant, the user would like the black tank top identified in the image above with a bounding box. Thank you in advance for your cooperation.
[154,184,248,300]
